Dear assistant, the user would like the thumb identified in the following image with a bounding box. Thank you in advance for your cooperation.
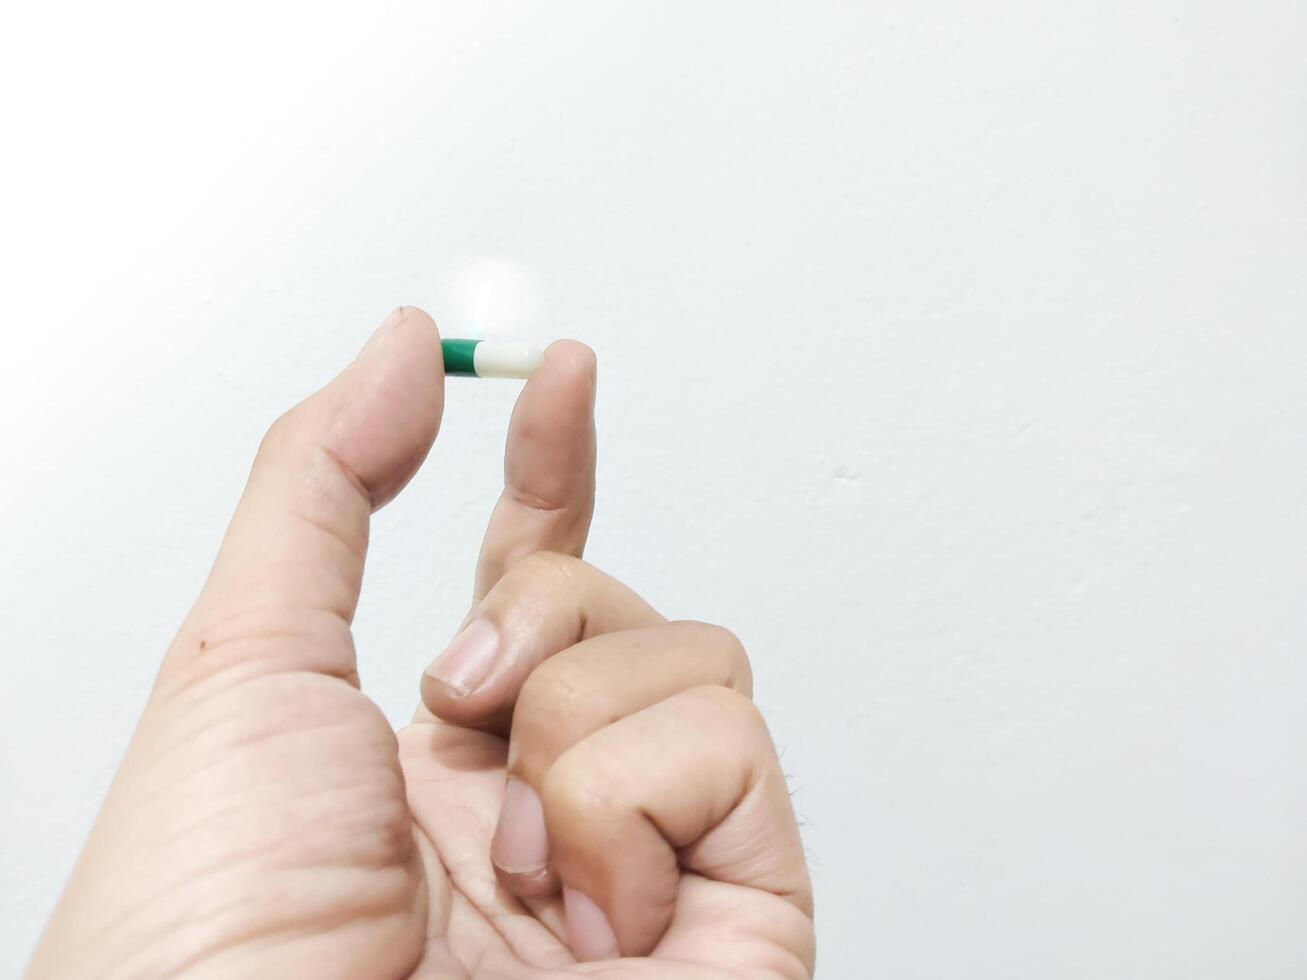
[162,306,444,685]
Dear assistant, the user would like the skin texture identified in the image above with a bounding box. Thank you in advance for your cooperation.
[27,307,815,979]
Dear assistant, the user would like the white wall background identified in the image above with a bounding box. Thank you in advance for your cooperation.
[2,3,1305,976]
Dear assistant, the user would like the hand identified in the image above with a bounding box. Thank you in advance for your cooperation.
[28,308,814,978]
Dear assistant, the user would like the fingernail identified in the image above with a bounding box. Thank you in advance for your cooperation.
[491,778,549,875]
[358,306,408,359]
[564,886,619,961]
[425,619,499,697]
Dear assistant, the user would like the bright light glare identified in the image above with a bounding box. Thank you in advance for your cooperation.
[439,256,541,340]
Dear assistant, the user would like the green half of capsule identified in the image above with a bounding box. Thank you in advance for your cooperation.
[441,339,480,376]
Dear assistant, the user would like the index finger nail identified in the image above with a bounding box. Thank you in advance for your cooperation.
[425,618,499,697]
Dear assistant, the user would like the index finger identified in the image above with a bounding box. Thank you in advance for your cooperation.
[472,339,597,601]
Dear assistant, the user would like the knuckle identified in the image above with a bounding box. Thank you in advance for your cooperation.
[511,550,584,593]
[673,620,754,694]
[258,405,303,458]
[676,619,742,651]
[178,606,357,689]
[687,683,768,735]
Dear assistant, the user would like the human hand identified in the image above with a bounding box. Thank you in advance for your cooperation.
[28,307,814,978]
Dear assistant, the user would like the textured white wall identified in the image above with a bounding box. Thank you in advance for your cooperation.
[3,3,1306,977]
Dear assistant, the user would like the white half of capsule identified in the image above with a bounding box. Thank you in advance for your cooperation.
[472,341,545,379]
